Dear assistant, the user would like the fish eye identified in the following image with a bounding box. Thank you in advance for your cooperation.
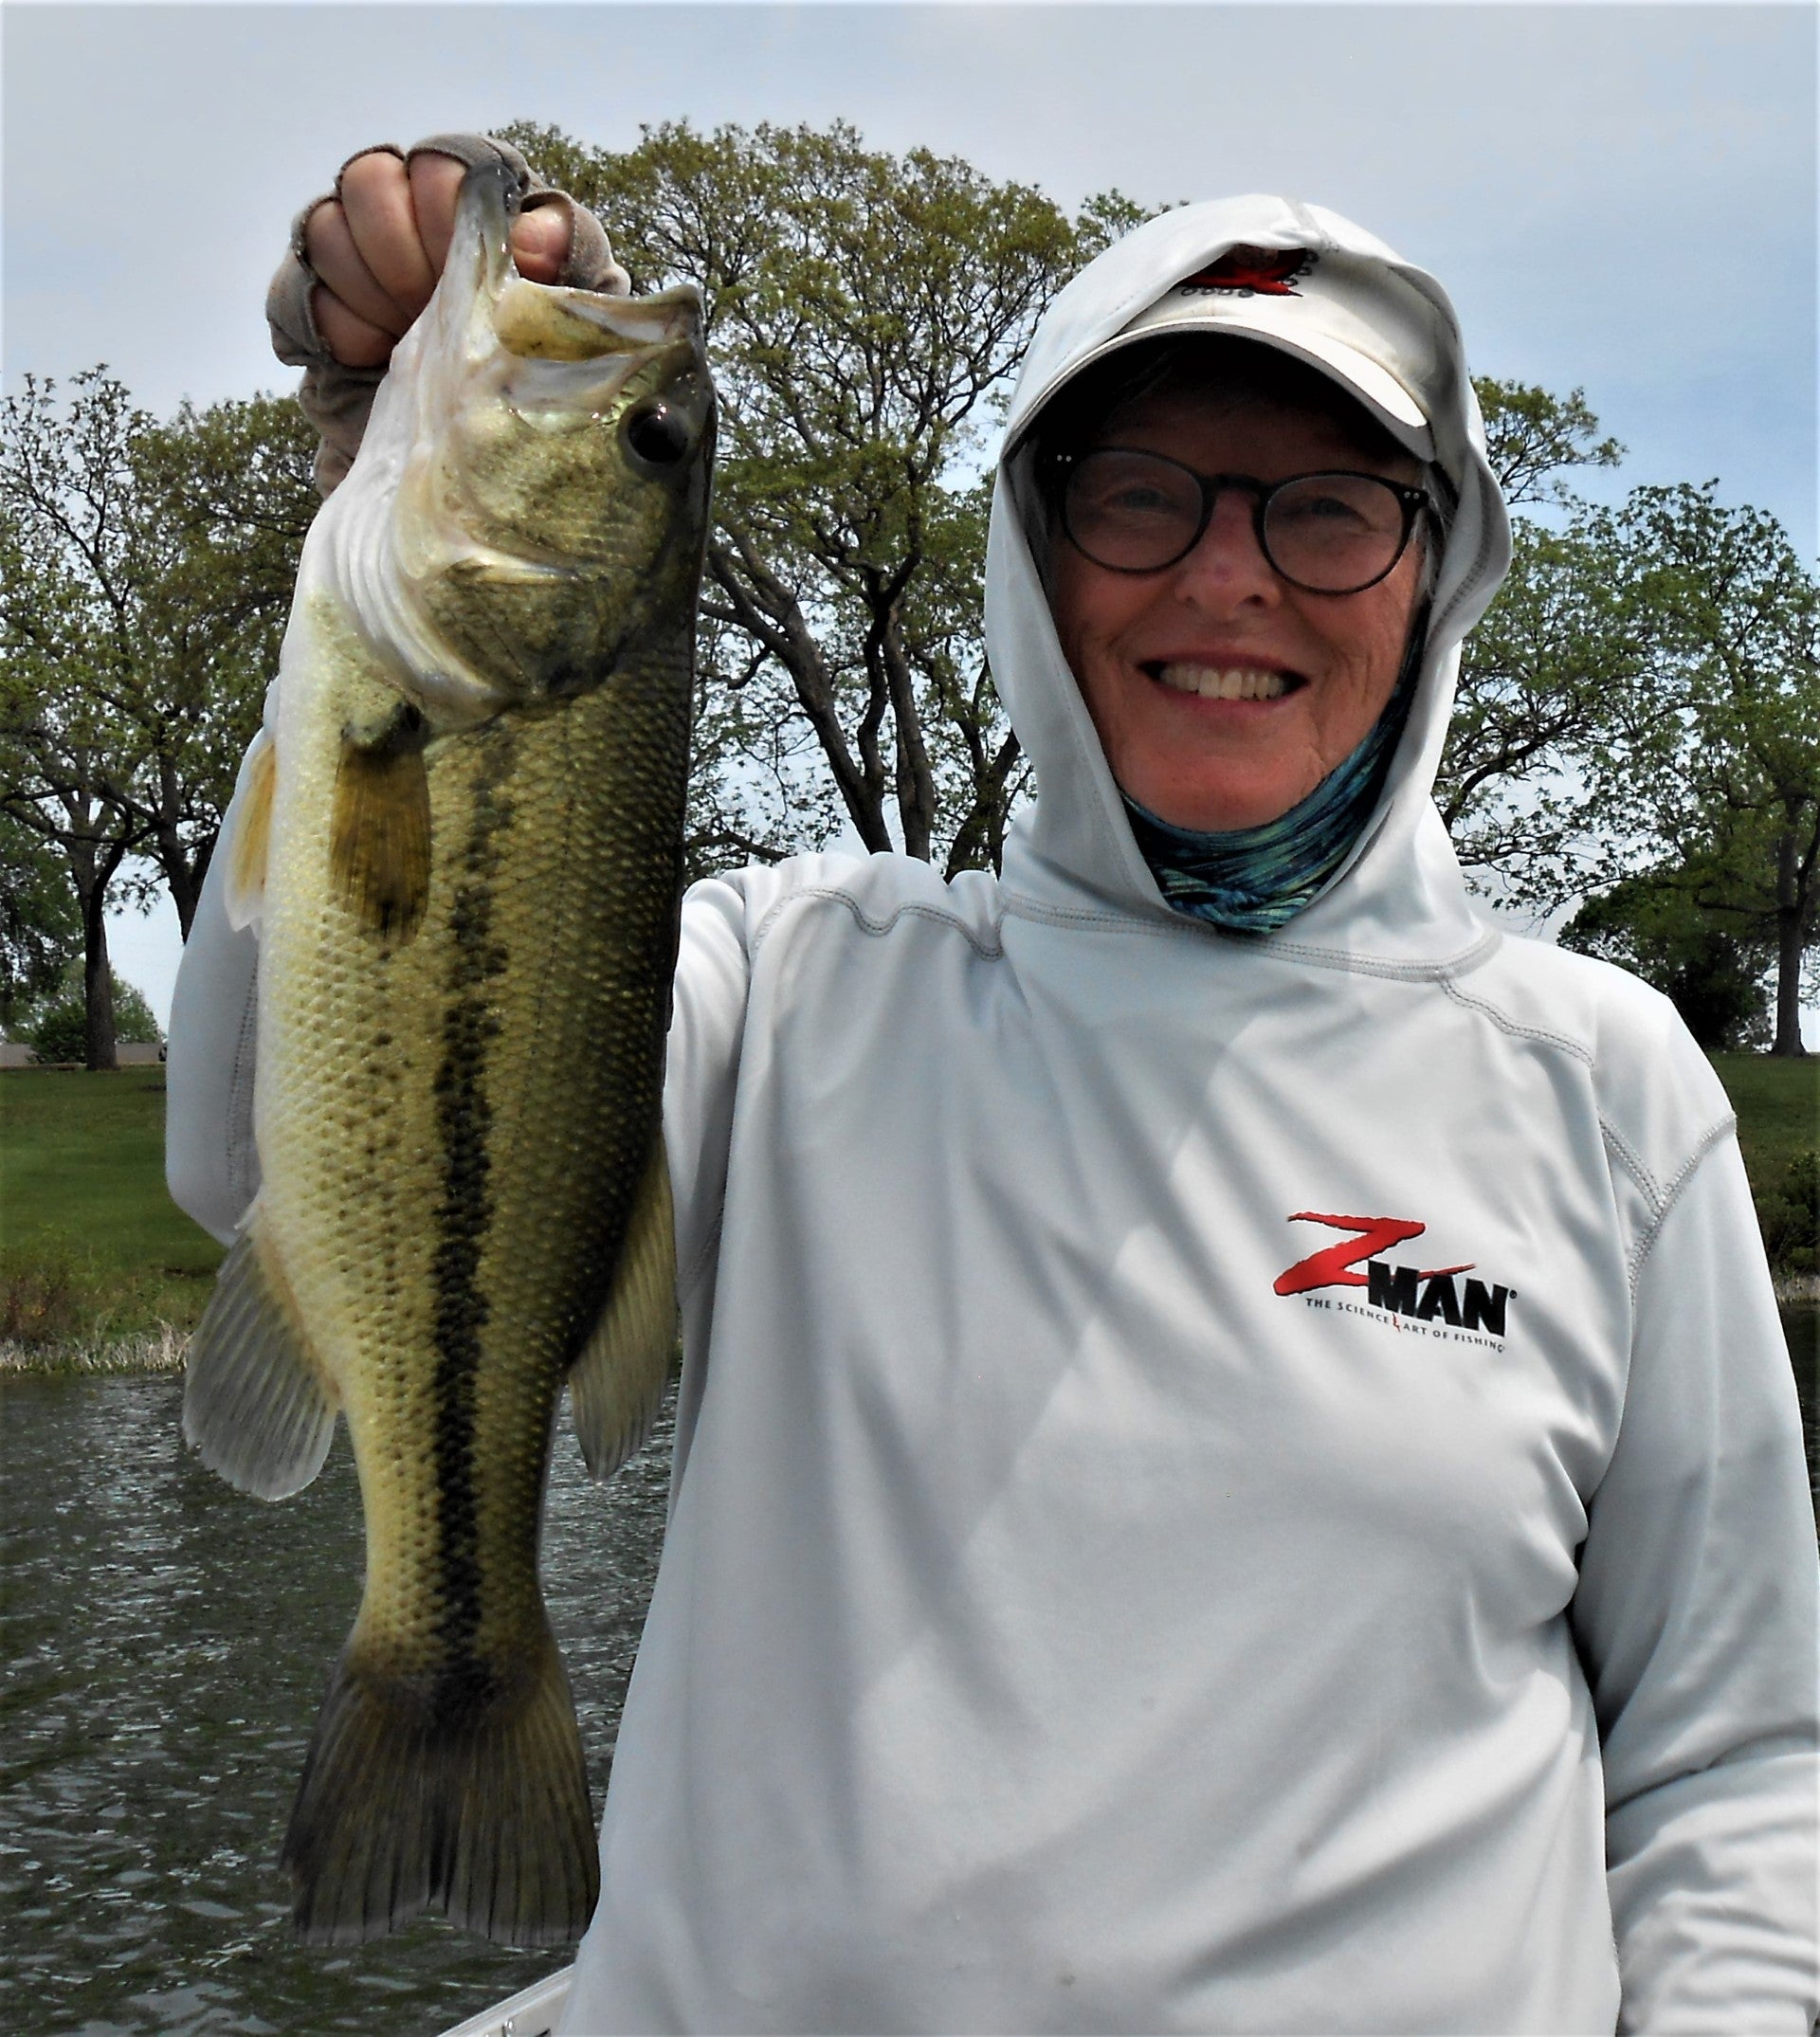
[624,401,693,470]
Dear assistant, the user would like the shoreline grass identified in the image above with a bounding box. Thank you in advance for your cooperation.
[1,1321,189,1377]
[1,1064,222,1374]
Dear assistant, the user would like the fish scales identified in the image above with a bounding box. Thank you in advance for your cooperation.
[183,162,712,1947]
[263,616,685,1667]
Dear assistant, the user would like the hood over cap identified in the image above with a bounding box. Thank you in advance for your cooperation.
[987,195,1512,969]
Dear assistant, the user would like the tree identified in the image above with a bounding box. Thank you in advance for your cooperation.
[1436,381,1630,898]
[1585,486,1819,1057]
[0,808,81,1032]
[503,118,1141,877]
[0,371,315,1068]
[1437,507,1647,896]
[0,369,156,1068]
[121,393,318,929]
[21,965,161,1064]
[1441,390,1816,1055]
[1559,872,1772,1050]
[1474,379,1621,512]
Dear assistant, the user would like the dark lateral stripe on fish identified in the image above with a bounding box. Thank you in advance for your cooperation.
[428,730,517,1708]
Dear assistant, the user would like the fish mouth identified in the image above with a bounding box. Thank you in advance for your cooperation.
[446,158,705,396]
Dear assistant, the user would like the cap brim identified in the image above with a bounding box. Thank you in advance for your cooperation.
[1058,312,1435,462]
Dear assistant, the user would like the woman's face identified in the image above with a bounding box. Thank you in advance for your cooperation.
[1046,381,1429,833]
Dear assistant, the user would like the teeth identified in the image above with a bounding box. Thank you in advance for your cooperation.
[1156,664,1290,700]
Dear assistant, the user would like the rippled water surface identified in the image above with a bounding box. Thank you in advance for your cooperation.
[1,1373,671,2036]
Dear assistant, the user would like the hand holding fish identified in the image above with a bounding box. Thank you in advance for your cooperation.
[304,145,574,367]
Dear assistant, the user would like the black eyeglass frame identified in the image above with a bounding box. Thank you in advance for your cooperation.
[1049,447,1435,595]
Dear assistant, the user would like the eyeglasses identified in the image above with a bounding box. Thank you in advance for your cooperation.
[1052,447,1433,593]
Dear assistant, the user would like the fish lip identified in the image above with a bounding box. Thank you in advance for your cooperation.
[442,155,707,383]
[453,156,524,301]
[491,279,709,374]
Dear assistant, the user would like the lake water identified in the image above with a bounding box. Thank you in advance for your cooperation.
[0,1373,671,2037]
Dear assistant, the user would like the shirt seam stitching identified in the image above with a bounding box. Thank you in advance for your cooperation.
[750,885,1006,962]
[1598,1117,1662,1210]
[1624,1114,1737,1301]
[1000,891,1500,980]
[1438,973,1596,1064]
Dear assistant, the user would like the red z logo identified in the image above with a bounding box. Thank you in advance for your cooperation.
[1179,246,1314,297]
[1274,1212,1427,1296]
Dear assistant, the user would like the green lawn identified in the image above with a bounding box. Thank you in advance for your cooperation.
[1,1065,223,1343]
[1711,1052,1820,1183]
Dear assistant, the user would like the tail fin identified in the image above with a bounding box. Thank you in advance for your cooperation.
[281,1625,599,1946]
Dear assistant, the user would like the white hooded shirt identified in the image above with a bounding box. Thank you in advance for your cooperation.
[169,196,1818,2035]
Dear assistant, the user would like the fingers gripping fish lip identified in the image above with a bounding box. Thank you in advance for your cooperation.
[445,155,708,381]
[398,158,707,448]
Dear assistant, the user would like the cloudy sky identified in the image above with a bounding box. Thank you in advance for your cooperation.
[4,1,1815,1028]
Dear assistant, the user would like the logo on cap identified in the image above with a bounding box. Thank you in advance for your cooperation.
[1177,246,1316,299]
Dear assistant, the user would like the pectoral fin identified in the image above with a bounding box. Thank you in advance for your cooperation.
[223,733,277,932]
[568,1139,677,1481]
[331,706,432,944]
[184,1213,339,1499]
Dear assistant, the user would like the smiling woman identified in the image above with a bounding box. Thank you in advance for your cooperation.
[1036,338,1435,834]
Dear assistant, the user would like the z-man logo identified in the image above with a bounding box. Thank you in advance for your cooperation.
[1274,1211,1513,1336]
[1273,1212,1426,1295]
[1177,246,1316,297]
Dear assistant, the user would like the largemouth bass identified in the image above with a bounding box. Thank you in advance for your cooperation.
[182,161,713,1946]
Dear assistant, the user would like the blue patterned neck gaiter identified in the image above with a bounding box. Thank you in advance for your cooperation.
[1121,619,1426,937]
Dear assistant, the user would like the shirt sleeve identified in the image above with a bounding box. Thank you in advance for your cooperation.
[165,745,265,1244]
[1571,1128,1819,2034]
[662,874,762,1304]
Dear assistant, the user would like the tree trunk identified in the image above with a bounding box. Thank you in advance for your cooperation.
[64,829,130,1072]
[155,822,208,940]
[1769,822,1810,1057]
[877,604,937,864]
[150,752,208,939]
[705,534,894,854]
[81,882,118,1073]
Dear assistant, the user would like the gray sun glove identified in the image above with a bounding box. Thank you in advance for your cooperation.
[266,132,629,495]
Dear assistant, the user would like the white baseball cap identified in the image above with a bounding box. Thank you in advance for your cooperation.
[1075,242,1443,460]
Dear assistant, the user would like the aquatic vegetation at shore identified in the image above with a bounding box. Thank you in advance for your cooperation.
[0,1234,210,1357]
[1,1320,189,1375]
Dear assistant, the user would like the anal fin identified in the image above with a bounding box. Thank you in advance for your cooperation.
[184,1214,339,1499]
[569,1138,677,1481]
